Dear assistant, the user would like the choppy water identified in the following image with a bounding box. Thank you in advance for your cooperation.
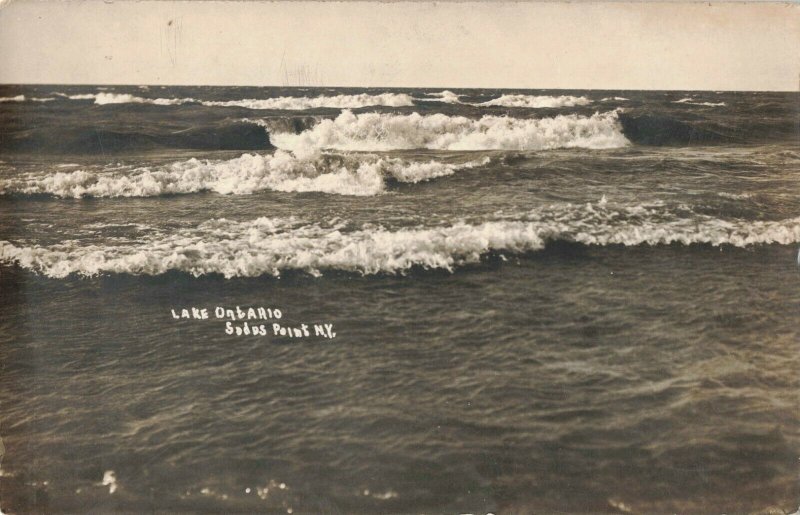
[0,85,798,513]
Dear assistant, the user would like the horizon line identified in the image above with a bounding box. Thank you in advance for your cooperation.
[1,82,798,93]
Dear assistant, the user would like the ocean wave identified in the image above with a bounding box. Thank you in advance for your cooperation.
[417,90,462,104]
[202,93,414,110]
[601,97,630,102]
[60,93,99,100]
[96,93,190,105]
[414,93,592,108]
[53,92,415,109]
[269,109,629,153]
[51,92,191,105]
[477,94,591,108]
[0,95,58,103]
[0,152,491,198]
[674,98,727,107]
[2,119,272,154]
[2,203,798,278]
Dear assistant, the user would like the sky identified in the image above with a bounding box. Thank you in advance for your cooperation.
[0,1,798,91]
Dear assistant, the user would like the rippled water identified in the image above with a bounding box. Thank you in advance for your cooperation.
[0,86,798,513]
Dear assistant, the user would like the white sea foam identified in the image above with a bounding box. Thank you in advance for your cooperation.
[411,92,590,108]
[601,97,630,102]
[269,109,628,153]
[94,93,191,105]
[0,95,55,103]
[674,98,727,107]
[477,94,591,108]
[717,191,752,200]
[0,152,490,198]
[55,92,414,109]
[101,471,118,494]
[202,93,414,110]
[2,203,798,278]
[61,93,99,100]
[418,90,462,104]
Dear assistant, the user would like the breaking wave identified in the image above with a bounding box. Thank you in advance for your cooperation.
[477,94,591,108]
[415,92,591,108]
[0,152,491,198]
[417,90,462,104]
[269,109,629,153]
[0,95,26,102]
[2,202,798,278]
[54,92,415,109]
[202,93,414,110]
[674,98,727,107]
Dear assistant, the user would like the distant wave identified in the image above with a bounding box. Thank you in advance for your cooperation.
[0,152,491,198]
[50,91,589,109]
[50,92,188,105]
[0,95,57,103]
[2,202,798,278]
[52,92,415,109]
[673,98,727,107]
[202,93,414,110]
[417,90,462,104]
[477,94,591,108]
[93,92,190,105]
[269,110,629,153]
[415,92,591,108]
[601,97,630,102]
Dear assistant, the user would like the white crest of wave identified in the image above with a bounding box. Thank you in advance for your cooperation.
[92,92,191,105]
[477,94,591,108]
[202,93,414,110]
[0,95,54,102]
[673,98,727,107]
[61,93,98,100]
[2,203,799,278]
[0,152,490,198]
[57,92,414,109]
[270,109,629,153]
[418,90,462,104]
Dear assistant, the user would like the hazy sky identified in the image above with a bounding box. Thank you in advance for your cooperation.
[0,1,797,90]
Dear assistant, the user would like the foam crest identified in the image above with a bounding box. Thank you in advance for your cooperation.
[270,109,629,152]
[477,94,591,108]
[674,98,727,107]
[2,203,798,278]
[0,153,490,198]
[93,93,191,105]
[418,90,462,104]
[57,92,414,109]
[202,93,414,110]
[0,95,26,102]
[63,93,99,100]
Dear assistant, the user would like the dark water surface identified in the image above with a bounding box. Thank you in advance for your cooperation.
[0,86,798,513]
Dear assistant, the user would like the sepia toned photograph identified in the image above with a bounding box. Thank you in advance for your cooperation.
[0,0,798,513]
